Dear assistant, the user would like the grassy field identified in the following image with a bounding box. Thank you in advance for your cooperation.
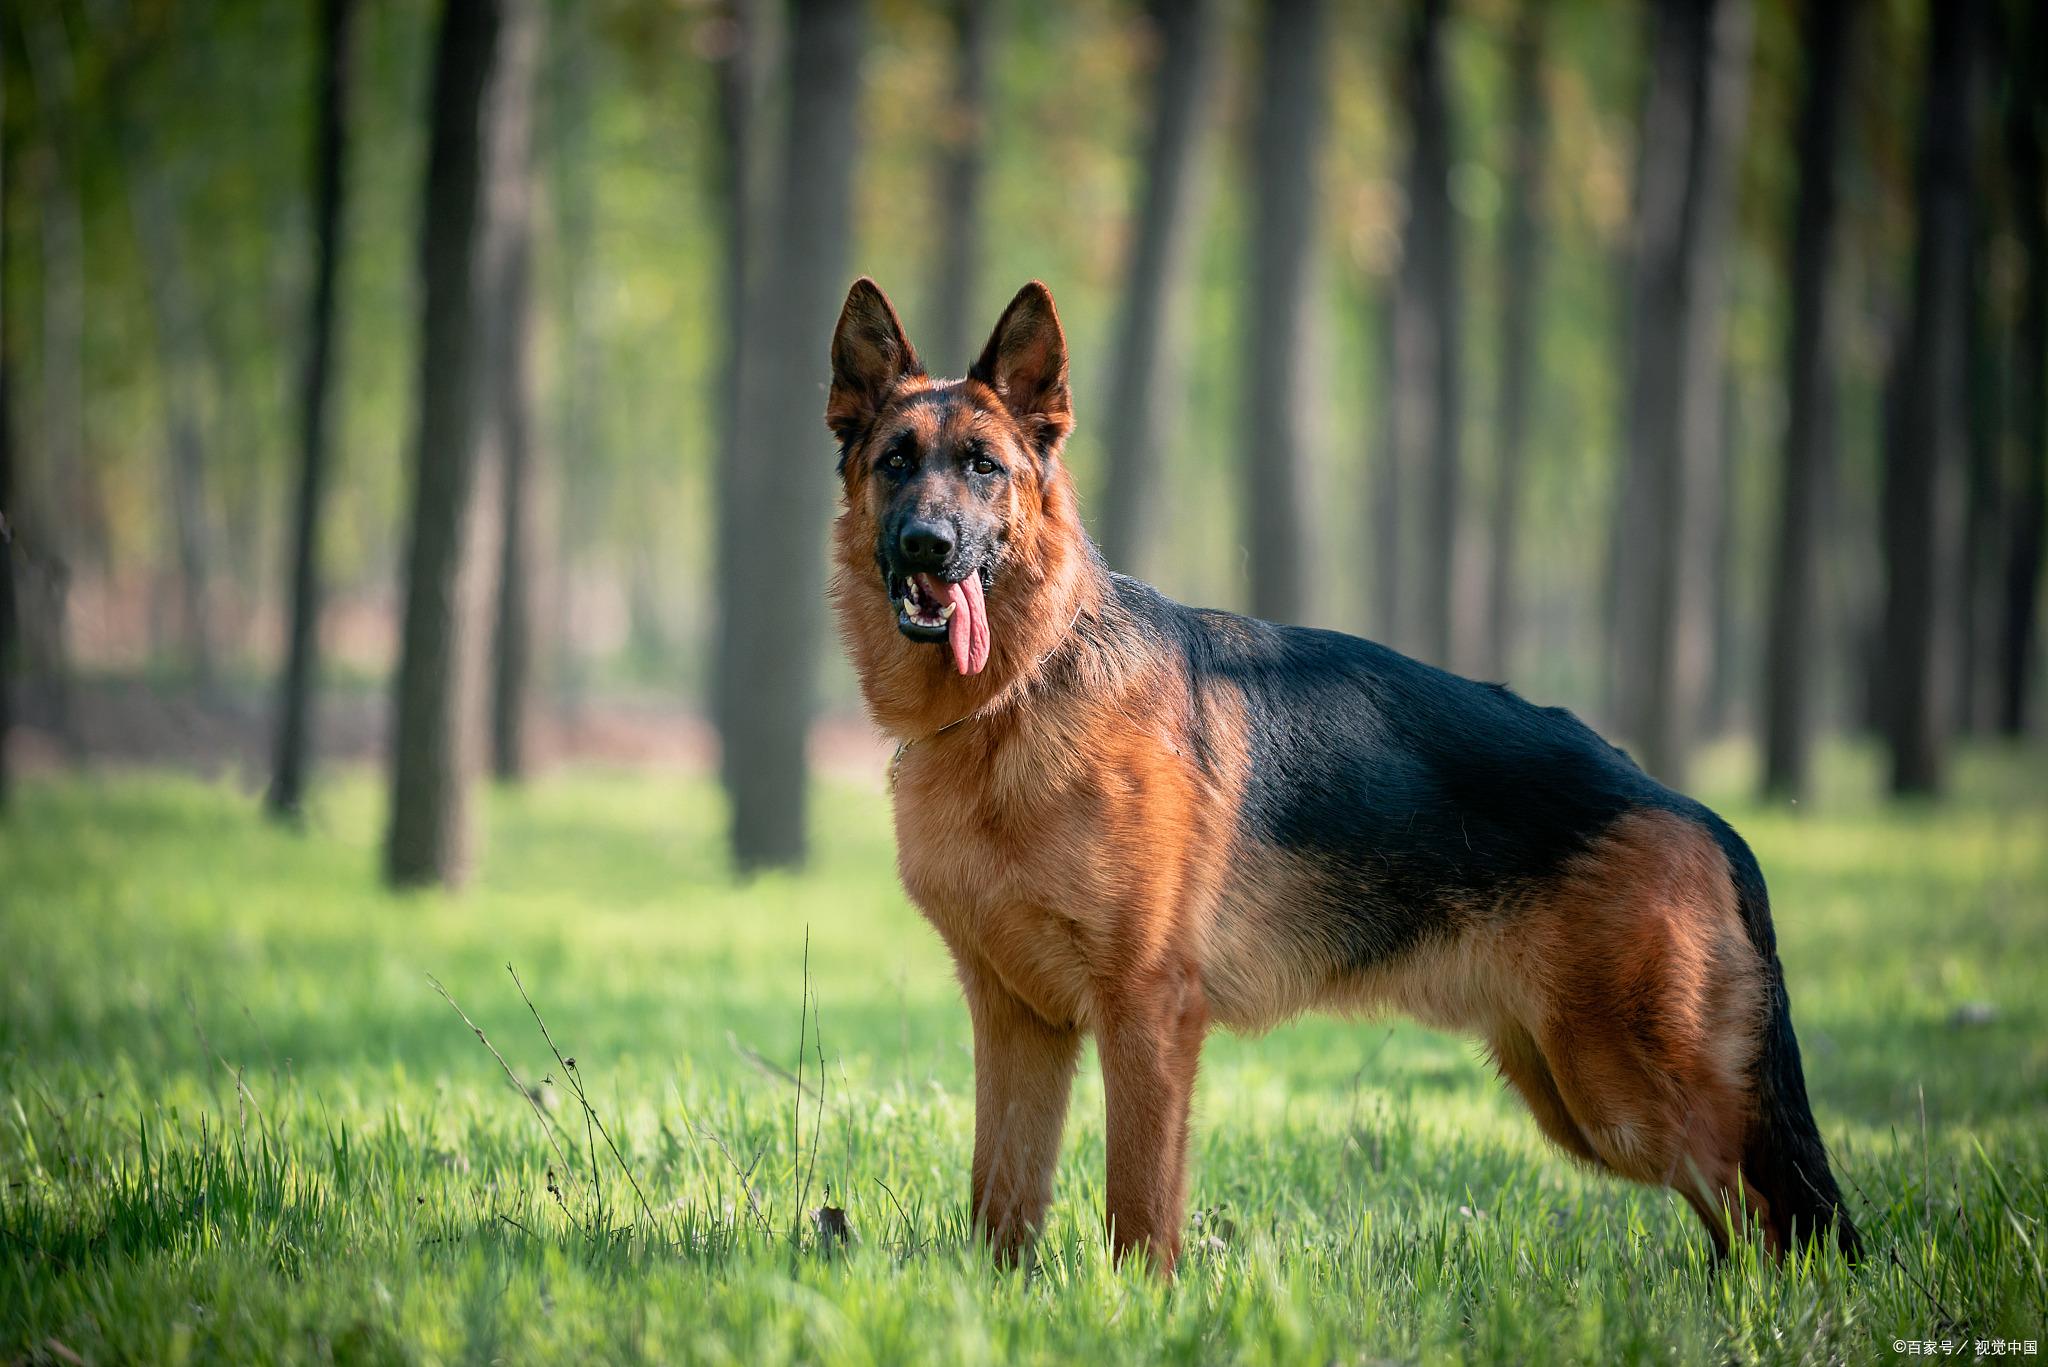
[3,748,2045,1364]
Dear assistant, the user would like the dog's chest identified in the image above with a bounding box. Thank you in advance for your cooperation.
[888,739,1108,1023]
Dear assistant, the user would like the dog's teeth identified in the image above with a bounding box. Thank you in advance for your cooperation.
[901,597,916,617]
[938,603,956,620]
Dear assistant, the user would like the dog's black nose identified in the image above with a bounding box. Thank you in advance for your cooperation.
[898,519,955,570]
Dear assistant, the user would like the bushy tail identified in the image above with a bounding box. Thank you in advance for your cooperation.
[1748,958,1862,1258]
[1713,818,1863,1259]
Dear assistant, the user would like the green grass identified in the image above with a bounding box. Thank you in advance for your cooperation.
[3,748,2045,1364]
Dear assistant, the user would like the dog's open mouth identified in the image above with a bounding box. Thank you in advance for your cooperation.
[890,571,990,676]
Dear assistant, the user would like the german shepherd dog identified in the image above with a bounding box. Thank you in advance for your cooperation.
[827,277,1859,1272]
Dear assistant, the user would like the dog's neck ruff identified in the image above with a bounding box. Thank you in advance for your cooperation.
[887,604,1084,786]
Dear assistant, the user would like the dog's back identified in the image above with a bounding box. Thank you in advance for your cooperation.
[1110,572,1858,1257]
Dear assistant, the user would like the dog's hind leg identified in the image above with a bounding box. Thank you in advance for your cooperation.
[1517,810,1775,1259]
[1493,1016,1765,1259]
[1488,1021,1600,1166]
[1532,1005,1767,1260]
[964,959,1083,1266]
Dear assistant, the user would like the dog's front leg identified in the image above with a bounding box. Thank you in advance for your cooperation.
[962,957,1082,1265]
[1097,964,1209,1273]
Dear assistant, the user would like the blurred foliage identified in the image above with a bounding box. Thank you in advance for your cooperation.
[0,0,1967,718]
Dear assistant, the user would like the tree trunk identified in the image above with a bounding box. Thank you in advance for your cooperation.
[21,9,82,754]
[1608,2,1681,755]
[2000,0,2046,737]
[1608,0,1752,785]
[1761,0,1849,800]
[0,360,10,812]
[116,77,219,697]
[269,0,358,820]
[1958,219,2001,735]
[1958,1,2007,739]
[711,0,767,789]
[1879,0,1976,795]
[1371,290,1405,646]
[1,49,12,811]
[1391,0,1463,669]
[1482,0,1543,681]
[1242,0,1326,625]
[548,0,601,723]
[1096,0,1217,578]
[720,0,866,871]
[923,0,992,374]
[1706,368,1740,737]
[487,0,542,784]
[385,0,511,889]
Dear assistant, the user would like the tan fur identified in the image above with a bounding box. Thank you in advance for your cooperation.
[829,280,1781,1271]
[1519,810,1772,1254]
[1315,809,1773,1253]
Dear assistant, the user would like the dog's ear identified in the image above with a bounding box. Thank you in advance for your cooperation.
[969,281,1072,460]
[827,278,922,450]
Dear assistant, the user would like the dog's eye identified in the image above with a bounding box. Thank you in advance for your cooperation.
[881,448,909,473]
[969,456,998,476]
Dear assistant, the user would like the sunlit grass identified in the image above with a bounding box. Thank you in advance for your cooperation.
[2,748,2044,1363]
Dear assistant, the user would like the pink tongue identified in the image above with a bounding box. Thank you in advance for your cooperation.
[924,573,989,675]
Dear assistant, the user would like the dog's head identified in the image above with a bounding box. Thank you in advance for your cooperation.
[826,278,1073,678]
